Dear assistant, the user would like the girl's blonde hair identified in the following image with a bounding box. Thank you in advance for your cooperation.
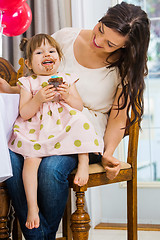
[20,33,63,66]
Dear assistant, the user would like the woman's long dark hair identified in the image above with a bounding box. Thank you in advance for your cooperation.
[99,2,150,127]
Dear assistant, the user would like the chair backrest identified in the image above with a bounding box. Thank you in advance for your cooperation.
[0,57,25,86]
[0,57,17,86]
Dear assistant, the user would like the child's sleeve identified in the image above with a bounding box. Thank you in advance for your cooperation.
[17,77,32,93]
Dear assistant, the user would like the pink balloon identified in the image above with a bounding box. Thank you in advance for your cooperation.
[0,0,26,11]
[2,2,32,37]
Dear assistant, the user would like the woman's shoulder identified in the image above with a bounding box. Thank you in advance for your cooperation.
[51,27,81,46]
[52,27,81,38]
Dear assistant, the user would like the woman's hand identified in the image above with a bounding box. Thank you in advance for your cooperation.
[34,85,57,103]
[102,153,121,180]
[56,82,70,102]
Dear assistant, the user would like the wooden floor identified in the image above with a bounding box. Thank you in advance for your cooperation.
[55,228,160,240]
[88,229,160,240]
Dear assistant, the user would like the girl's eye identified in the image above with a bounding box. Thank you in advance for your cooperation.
[36,51,42,54]
[50,50,56,53]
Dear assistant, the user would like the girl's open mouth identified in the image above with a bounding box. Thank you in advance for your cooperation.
[41,59,55,66]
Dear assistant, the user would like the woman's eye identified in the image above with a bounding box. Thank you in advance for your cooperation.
[108,42,112,47]
[99,26,103,33]
[107,41,113,48]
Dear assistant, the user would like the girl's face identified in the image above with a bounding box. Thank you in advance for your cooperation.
[91,22,127,54]
[27,40,61,76]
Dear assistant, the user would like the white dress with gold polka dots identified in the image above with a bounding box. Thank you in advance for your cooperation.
[8,73,103,158]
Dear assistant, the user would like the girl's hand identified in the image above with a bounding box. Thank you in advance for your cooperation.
[0,77,13,93]
[56,82,70,102]
[34,85,57,103]
[102,154,121,180]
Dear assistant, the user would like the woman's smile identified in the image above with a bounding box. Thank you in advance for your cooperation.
[93,35,103,48]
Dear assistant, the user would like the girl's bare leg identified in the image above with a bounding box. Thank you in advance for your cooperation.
[22,157,42,229]
[74,153,89,186]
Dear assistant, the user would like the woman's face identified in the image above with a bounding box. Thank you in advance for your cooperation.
[27,40,61,76]
[91,22,127,54]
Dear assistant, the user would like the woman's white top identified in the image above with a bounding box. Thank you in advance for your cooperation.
[52,28,121,138]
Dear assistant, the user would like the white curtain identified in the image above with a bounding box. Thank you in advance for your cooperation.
[2,0,72,70]
[71,0,115,29]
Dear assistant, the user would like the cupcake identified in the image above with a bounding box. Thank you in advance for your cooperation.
[48,75,63,88]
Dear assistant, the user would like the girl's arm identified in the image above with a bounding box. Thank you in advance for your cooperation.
[0,77,20,94]
[57,83,83,111]
[102,88,129,179]
[20,85,56,120]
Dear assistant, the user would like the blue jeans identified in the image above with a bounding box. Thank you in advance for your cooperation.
[6,150,101,240]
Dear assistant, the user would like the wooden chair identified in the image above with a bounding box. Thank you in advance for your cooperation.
[0,57,139,240]
[68,123,138,240]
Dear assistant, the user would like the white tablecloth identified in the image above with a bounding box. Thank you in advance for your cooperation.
[0,93,19,182]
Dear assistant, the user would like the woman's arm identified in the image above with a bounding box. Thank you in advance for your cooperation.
[0,77,20,94]
[57,83,83,111]
[102,88,129,179]
[20,85,56,120]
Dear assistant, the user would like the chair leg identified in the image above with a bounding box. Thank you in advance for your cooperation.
[127,178,137,240]
[12,214,22,240]
[62,189,72,240]
[70,185,90,240]
[0,182,11,239]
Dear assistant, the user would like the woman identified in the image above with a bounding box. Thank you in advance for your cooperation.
[1,2,150,239]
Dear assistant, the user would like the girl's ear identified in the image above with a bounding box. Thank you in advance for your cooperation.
[25,59,32,70]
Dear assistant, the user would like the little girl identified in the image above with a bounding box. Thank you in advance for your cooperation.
[8,34,103,230]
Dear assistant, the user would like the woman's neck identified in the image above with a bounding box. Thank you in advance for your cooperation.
[73,29,110,69]
[74,29,120,69]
